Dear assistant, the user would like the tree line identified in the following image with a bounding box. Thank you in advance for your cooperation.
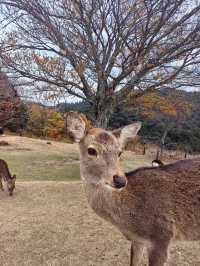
[59,88,200,153]
[1,84,200,153]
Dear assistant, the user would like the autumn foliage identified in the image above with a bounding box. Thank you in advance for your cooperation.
[26,104,93,140]
[123,89,193,153]
[45,111,65,140]
[26,104,64,140]
[135,90,192,120]
[0,100,18,126]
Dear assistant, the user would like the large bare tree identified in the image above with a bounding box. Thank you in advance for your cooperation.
[0,0,200,127]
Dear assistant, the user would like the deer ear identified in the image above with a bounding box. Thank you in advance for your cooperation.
[65,111,91,143]
[112,122,141,149]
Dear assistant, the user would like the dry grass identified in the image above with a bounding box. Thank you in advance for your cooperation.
[0,136,80,181]
[0,135,152,181]
[0,136,200,265]
[0,182,200,266]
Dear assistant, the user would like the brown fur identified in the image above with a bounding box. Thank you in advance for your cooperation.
[124,158,200,242]
[66,111,200,266]
[0,159,16,196]
[96,132,115,145]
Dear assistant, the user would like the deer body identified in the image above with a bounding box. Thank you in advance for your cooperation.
[83,159,200,241]
[0,159,16,196]
[66,111,200,266]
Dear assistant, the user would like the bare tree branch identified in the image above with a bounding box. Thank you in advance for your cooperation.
[0,0,200,127]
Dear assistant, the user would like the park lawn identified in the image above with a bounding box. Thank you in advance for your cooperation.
[0,136,80,181]
[0,136,199,266]
[0,135,152,181]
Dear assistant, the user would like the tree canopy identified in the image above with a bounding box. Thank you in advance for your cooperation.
[0,0,200,127]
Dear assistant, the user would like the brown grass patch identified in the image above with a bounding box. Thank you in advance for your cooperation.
[0,181,199,266]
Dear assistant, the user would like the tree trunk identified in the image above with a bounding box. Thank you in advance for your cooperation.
[95,103,114,128]
[94,93,114,128]
[160,128,168,156]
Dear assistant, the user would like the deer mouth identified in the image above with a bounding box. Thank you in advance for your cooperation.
[113,175,127,189]
[105,176,127,189]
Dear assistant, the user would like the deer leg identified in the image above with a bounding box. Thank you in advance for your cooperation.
[148,239,170,266]
[130,241,144,266]
[0,179,4,191]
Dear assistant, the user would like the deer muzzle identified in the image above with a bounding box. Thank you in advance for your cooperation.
[113,175,127,189]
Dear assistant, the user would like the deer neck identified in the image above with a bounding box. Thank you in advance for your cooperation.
[82,178,122,223]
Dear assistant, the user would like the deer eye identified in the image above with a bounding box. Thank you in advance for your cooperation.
[88,147,98,157]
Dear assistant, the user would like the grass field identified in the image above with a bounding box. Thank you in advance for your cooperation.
[0,136,80,181]
[0,136,199,266]
[0,135,152,181]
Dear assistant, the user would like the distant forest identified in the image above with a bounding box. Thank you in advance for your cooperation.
[58,90,200,153]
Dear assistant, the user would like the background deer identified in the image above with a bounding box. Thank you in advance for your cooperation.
[66,111,200,266]
[152,150,165,167]
[0,159,16,196]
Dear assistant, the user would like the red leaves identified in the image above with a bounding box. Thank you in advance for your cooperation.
[0,99,21,127]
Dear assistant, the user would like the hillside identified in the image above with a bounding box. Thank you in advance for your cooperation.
[57,90,200,153]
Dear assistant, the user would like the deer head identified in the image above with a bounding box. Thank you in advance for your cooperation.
[65,111,141,189]
[7,174,16,196]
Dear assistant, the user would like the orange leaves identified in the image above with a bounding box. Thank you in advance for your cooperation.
[27,104,92,140]
[27,104,65,139]
[165,91,192,120]
[135,90,192,120]
[142,111,156,119]
[46,111,65,140]
[160,104,177,117]
[32,53,60,72]
[75,61,86,75]
[146,63,155,69]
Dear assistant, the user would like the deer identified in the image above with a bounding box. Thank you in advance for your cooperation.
[66,111,200,266]
[152,151,165,167]
[0,159,16,196]
[151,159,164,167]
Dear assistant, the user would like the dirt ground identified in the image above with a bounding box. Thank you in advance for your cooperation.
[0,181,200,266]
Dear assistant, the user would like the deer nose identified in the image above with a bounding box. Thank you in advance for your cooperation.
[113,175,127,189]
